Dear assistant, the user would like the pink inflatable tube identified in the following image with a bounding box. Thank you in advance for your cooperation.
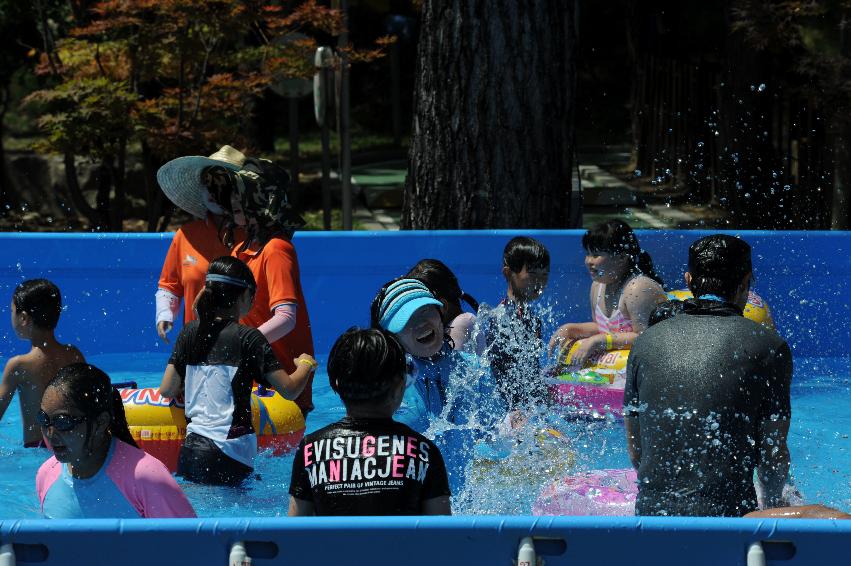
[548,383,624,418]
[533,468,637,516]
[533,469,804,516]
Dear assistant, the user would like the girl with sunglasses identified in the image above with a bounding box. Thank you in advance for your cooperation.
[36,363,195,519]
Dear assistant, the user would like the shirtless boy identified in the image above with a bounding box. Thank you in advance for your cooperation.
[0,279,84,447]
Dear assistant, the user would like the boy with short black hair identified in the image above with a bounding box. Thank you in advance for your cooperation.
[288,327,451,516]
[1,279,85,447]
[485,236,551,412]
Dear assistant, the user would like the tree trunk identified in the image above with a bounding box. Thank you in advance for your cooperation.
[63,152,103,228]
[108,139,127,231]
[832,17,851,230]
[716,25,777,228]
[142,141,166,231]
[0,86,18,213]
[402,0,577,229]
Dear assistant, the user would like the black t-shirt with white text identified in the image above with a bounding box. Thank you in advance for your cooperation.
[289,416,451,515]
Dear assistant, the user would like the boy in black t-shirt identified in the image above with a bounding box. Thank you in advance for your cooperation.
[288,328,452,516]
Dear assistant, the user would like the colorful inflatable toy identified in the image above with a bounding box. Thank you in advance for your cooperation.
[121,386,305,471]
[533,468,637,516]
[549,342,628,418]
[471,428,575,484]
[549,289,776,418]
[533,467,802,516]
[666,289,775,329]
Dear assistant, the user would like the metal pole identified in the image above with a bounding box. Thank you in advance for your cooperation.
[288,97,300,193]
[391,41,401,146]
[338,0,352,230]
[321,66,332,230]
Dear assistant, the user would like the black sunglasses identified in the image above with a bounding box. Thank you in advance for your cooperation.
[37,410,88,432]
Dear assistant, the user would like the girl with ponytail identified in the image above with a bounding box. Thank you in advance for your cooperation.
[548,220,667,366]
[406,259,481,352]
[159,256,316,486]
[35,363,195,518]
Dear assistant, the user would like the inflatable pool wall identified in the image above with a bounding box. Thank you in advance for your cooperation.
[0,231,848,566]
[0,231,847,359]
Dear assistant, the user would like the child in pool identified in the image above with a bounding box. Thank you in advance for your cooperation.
[371,277,499,492]
[288,327,451,516]
[159,256,316,486]
[1,279,85,448]
[36,363,195,519]
[548,220,667,366]
[370,277,497,425]
[484,236,551,412]
[406,259,480,352]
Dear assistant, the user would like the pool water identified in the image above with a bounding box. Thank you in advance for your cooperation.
[1,353,848,518]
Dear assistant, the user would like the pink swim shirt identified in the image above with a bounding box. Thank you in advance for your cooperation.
[36,438,196,519]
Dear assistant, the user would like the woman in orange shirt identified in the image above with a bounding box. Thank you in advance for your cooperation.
[227,159,315,417]
[158,150,315,417]
[155,146,247,342]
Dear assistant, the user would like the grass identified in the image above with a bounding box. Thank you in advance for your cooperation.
[301,208,365,231]
[272,127,407,162]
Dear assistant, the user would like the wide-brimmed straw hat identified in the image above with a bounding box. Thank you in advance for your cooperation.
[157,145,246,219]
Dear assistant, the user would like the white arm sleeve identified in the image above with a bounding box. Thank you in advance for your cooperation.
[155,289,180,325]
[258,303,297,343]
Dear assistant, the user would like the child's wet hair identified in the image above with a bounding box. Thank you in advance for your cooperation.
[406,259,479,313]
[196,257,255,315]
[47,363,138,448]
[582,220,664,286]
[503,236,550,273]
[192,256,256,359]
[13,279,62,330]
[327,327,406,404]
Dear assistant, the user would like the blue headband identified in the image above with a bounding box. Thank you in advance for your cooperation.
[206,273,253,289]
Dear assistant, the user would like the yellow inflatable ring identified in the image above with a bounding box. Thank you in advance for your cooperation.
[549,341,628,418]
[666,289,775,328]
[120,386,305,471]
[471,428,575,483]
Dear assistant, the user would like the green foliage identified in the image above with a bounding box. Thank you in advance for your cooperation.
[27,0,386,161]
[731,0,851,107]
[24,76,136,158]
[19,0,389,230]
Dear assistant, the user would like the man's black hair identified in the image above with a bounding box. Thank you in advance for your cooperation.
[503,236,550,273]
[688,235,752,300]
[327,327,406,404]
[13,279,62,330]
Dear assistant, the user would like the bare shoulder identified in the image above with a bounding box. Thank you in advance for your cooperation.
[62,344,86,364]
[589,281,600,300]
[2,355,27,382]
[626,275,664,295]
